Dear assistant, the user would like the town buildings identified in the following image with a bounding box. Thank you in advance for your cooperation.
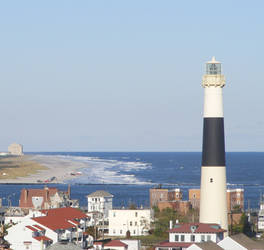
[108,208,152,237]
[5,207,90,249]
[19,186,78,209]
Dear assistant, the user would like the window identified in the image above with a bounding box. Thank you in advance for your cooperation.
[210,178,213,183]
[95,198,97,202]
[175,235,179,241]
[135,212,138,217]
[130,221,132,226]
[113,229,116,234]
[201,235,205,242]
[181,235,185,242]
[191,235,195,242]
[120,230,122,234]
[113,212,116,217]
[207,235,211,241]
[135,221,137,226]
[133,230,136,234]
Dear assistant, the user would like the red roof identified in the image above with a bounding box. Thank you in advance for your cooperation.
[26,225,37,232]
[168,223,226,234]
[19,187,58,208]
[32,207,88,231]
[33,236,53,242]
[40,207,89,220]
[33,224,45,231]
[155,241,192,248]
[105,240,128,247]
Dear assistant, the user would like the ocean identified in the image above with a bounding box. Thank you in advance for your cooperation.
[0,152,263,209]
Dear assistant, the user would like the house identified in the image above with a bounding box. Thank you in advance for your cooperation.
[5,207,90,250]
[19,186,78,209]
[217,233,264,250]
[87,190,113,218]
[108,208,152,236]
[155,222,226,250]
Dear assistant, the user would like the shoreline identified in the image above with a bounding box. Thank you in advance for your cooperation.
[0,154,85,184]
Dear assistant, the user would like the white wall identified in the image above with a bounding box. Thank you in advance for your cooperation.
[87,196,113,218]
[169,232,218,243]
[108,209,152,236]
[121,240,141,250]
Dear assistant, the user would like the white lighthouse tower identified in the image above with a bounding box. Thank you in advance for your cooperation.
[199,57,228,234]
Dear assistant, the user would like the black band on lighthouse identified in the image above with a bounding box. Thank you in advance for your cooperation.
[202,117,225,166]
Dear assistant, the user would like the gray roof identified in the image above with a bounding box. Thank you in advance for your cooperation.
[230,233,264,250]
[194,242,223,250]
[46,243,82,250]
[87,190,113,198]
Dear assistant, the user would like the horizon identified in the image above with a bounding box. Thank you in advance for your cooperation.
[1,1,264,151]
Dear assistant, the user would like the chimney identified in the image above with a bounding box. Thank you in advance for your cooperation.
[169,220,173,229]
[68,184,71,199]
[24,189,28,202]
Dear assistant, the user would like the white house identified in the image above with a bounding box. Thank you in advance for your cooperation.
[5,207,90,250]
[87,190,113,218]
[108,209,152,237]
[155,222,226,250]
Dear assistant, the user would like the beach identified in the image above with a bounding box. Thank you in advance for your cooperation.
[0,154,85,184]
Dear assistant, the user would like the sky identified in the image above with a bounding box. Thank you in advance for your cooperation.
[0,1,264,152]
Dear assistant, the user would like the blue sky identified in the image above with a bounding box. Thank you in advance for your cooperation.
[0,1,263,151]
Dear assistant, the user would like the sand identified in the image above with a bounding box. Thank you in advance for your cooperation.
[0,155,85,184]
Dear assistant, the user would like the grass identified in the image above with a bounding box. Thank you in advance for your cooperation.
[0,155,46,179]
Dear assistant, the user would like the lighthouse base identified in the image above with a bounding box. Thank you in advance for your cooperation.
[199,166,228,234]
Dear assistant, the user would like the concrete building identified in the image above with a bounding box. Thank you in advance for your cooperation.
[8,143,23,156]
[108,209,152,237]
[155,222,226,250]
[200,57,228,233]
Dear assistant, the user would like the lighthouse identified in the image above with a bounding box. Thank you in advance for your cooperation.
[199,57,228,233]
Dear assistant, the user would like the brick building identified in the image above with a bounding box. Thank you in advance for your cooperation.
[187,188,244,213]
[158,201,191,215]
[149,188,169,207]
[188,189,200,210]
[226,189,244,212]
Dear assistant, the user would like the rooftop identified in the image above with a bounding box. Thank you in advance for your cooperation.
[230,233,264,250]
[168,223,226,234]
[104,240,128,247]
[87,190,113,198]
[193,242,223,250]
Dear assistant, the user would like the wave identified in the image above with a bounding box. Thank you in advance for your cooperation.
[33,154,152,185]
